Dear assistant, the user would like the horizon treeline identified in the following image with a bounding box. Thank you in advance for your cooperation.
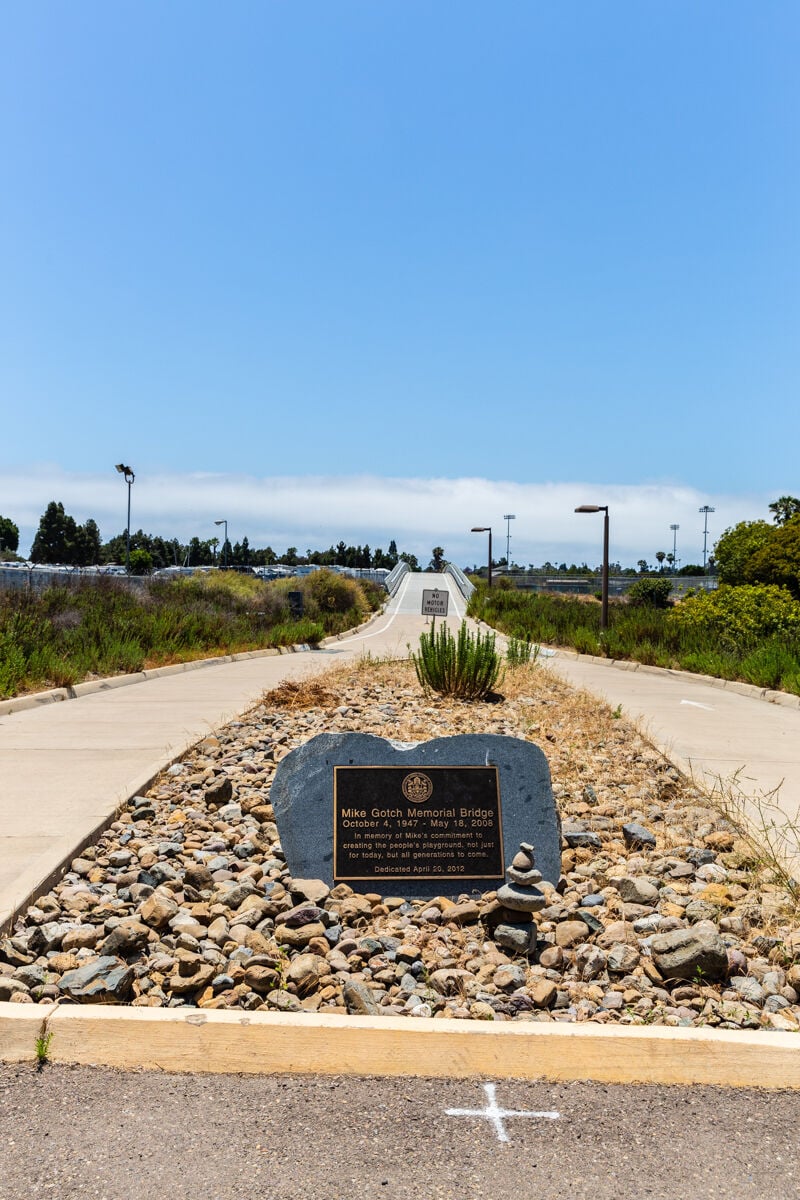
[2,501,419,571]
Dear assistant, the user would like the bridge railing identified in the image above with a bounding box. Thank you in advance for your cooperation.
[445,562,475,603]
[384,561,410,595]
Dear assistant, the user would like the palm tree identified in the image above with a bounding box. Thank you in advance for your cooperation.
[655,551,666,573]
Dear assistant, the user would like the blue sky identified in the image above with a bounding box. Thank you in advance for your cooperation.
[1,3,797,565]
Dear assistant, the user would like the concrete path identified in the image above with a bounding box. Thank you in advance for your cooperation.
[542,651,800,836]
[0,572,464,931]
[2,569,799,930]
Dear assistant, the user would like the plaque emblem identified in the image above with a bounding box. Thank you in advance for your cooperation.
[402,771,434,804]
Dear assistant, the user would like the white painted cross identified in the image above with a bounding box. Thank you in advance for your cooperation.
[445,1082,560,1143]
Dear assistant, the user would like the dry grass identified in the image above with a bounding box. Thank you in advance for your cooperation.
[700,770,800,921]
[262,677,340,710]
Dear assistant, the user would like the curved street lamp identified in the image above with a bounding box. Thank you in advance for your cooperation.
[114,463,135,574]
[471,526,493,588]
[575,505,609,630]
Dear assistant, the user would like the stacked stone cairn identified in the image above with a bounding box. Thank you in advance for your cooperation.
[486,841,547,956]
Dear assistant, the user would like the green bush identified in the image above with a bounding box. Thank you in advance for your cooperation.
[506,635,539,666]
[466,578,800,697]
[626,577,673,608]
[305,569,365,614]
[0,569,381,698]
[412,619,503,700]
[668,584,800,647]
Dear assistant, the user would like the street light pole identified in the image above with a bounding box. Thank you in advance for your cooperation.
[214,520,228,567]
[471,526,493,588]
[114,463,135,574]
[699,506,715,574]
[503,514,516,571]
[575,504,609,630]
[670,524,680,573]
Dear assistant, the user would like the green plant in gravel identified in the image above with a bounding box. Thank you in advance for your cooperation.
[506,635,540,666]
[412,619,503,700]
[34,1015,54,1067]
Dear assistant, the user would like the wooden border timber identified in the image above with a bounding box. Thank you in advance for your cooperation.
[1,1004,798,1088]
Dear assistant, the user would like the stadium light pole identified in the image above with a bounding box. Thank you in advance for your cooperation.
[471,526,493,588]
[503,514,516,571]
[575,504,609,630]
[699,506,715,574]
[214,519,228,567]
[670,524,680,573]
[114,463,135,574]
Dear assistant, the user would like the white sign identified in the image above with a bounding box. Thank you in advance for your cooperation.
[421,588,449,617]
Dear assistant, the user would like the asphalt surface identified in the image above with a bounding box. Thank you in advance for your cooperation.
[1,1063,798,1199]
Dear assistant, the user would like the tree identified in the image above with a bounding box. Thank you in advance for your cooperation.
[744,515,800,599]
[129,548,153,575]
[428,546,446,571]
[666,553,675,572]
[400,551,419,571]
[30,502,78,564]
[713,520,772,585]
[769,496,800,526]
[655,551,666,572]
[637,559,649,574]
[387,539,398,567]
[0,515,19,553]
[627,577,673,608]
[74,518,102,566]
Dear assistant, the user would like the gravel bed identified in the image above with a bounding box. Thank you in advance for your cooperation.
[2,660,799,1029]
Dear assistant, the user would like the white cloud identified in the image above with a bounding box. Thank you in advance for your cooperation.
[0,466,774,567]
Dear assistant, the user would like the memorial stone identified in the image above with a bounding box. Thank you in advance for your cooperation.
[270,732,561,898]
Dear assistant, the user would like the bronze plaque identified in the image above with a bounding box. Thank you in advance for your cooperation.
[333,765,503,881]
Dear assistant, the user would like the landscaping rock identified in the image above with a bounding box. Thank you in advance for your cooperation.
[649,924,729,982]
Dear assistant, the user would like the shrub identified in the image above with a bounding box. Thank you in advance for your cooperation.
[626,577,673,608]
[412,619,503,700]
[714,520,773,585]
[305,569,365,614]
[668,584,800,647]
[743,516,800,599]
[506,635,540,666]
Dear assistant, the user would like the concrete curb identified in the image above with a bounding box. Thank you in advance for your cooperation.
[0,606,389,719]
[1,1004,798,1088]
[551,651,800,710]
